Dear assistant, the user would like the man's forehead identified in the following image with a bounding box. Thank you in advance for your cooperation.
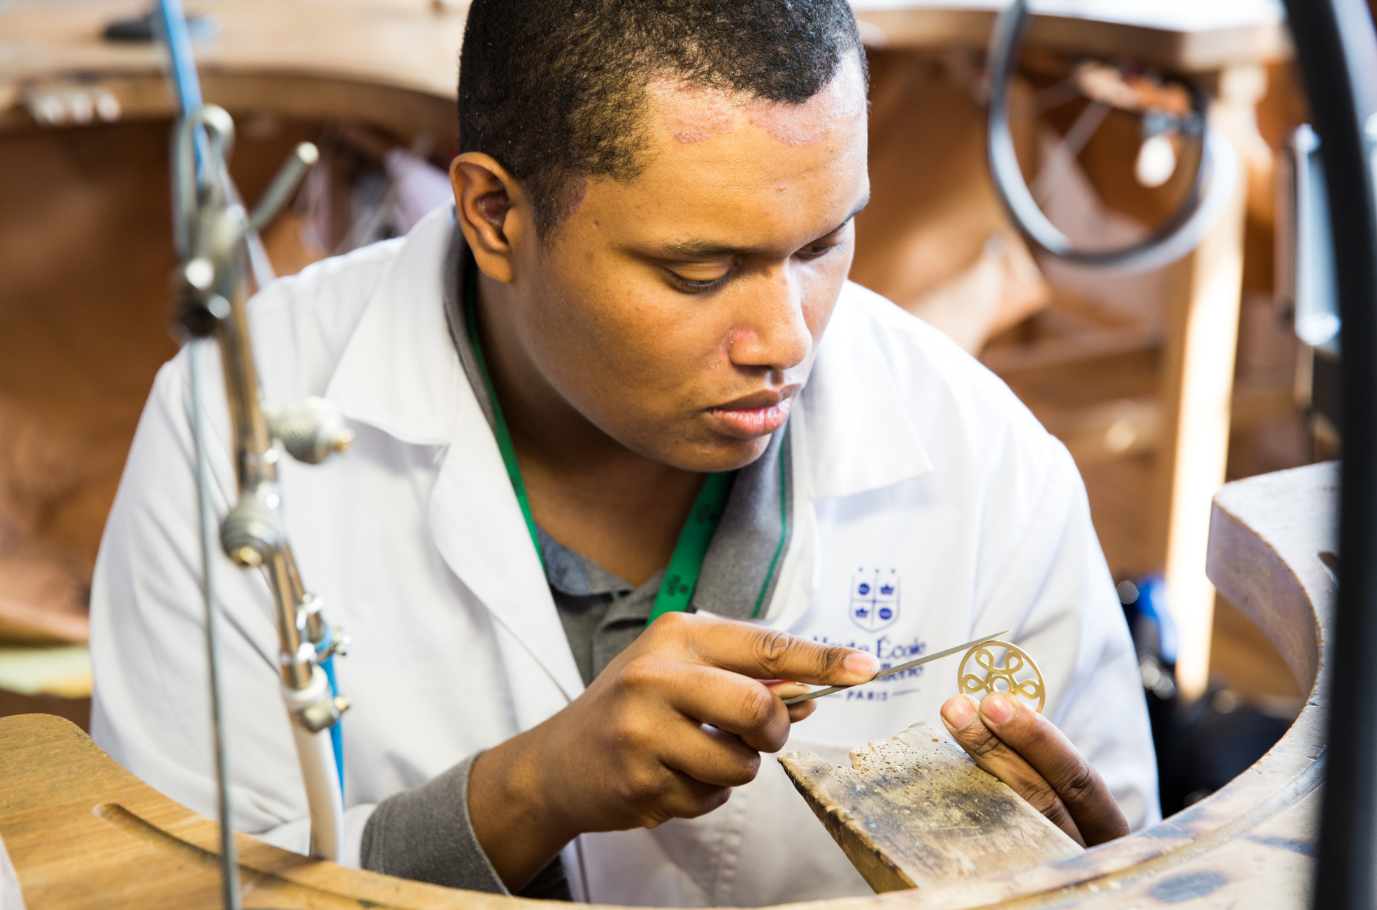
[562,55,869,248]
[646,53,868,150]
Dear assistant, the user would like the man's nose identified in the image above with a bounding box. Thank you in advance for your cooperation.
[728,266,813,372]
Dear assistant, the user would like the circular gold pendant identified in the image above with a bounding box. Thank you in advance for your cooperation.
[957,640,1046,714]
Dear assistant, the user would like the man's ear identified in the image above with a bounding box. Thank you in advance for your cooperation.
[450,153,532,285]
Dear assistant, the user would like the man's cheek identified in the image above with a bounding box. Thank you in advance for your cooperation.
[596,337,713,418]
[804,257,849,331]
[803,287,843,341]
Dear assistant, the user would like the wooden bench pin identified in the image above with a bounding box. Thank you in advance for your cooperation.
[778,637,1071,892]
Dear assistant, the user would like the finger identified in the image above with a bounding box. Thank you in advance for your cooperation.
[669,613,876,686]
[647,771,733,826]
[977,692,1129,846]
[664,664,792,752]
[940,694,1085,847]
[661,721,763,788]
[764,681,819,723]
[615,749,733,828]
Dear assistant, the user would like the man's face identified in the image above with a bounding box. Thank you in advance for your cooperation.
[510,54,870,472]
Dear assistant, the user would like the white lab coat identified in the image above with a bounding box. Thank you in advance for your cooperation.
[90,208,1158,907]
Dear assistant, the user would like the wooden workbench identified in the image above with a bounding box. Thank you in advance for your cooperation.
[0,0,464,140]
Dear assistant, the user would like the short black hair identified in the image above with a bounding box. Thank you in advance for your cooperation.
[458,0,866,235]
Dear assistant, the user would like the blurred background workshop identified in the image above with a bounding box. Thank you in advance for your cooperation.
[0,0,1365,906]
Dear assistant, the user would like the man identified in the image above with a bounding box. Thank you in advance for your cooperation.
[90,0,1158,905]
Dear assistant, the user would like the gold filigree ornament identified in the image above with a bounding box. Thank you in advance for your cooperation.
[957,640,1046,714]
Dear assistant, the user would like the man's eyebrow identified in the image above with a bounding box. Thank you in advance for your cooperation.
[655,194,871,260]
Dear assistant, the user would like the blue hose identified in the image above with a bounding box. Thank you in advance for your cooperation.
[315,626,346,795]
[154,0,203,115]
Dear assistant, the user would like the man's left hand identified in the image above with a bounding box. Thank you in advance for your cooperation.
[940,692,1129,847]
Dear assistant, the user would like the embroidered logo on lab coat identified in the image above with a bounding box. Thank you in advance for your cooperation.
[850,569,900,632]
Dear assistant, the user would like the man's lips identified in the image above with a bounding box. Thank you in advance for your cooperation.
[706,388,798,439]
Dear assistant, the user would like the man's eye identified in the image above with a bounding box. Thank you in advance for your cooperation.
[668,270,732,293]
[797,240,843,260]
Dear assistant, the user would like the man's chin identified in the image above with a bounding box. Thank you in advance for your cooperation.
[654,431,775,474]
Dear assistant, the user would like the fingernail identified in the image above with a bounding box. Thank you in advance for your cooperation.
[844,651,878,678]
[982,692,1015,724]
[941,696,976,731]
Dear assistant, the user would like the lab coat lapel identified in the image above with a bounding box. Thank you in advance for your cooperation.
[757,287,935,625]
[800,286,934,501]
[428,401,587,706]
[325,209,585,708]
[325,209,459,447]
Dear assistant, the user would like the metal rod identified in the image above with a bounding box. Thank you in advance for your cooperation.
[1285,2,1377,908]
[213,273,314,691]
[188,341,242,910]
[216,275,275,484]
[247,143,319,236]
[1029,101,1110,203]
[266,551,312,690]
[783,630,1011,705]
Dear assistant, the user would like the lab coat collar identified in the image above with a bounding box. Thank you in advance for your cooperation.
[797,288,934,502]
[326,208,587,705]
[325,207,461,446]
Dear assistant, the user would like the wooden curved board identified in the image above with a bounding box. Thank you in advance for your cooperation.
[0,0,1289,138]
[1207,462,1335,696]
[0,713,486,909]
[0,1,465,140]
[0,464,1333,908]
[851,3,1290,73]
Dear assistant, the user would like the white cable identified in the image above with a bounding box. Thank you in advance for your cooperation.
[282,667,345,862]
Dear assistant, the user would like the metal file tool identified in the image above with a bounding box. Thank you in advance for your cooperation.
[781,630,1012,705]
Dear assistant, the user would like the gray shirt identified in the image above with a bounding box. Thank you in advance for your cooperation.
[359,223,792,896]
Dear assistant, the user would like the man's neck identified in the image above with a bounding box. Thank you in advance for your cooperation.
[475,272,705,586]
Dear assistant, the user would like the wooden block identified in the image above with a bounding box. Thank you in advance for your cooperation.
[778,721,1082,893]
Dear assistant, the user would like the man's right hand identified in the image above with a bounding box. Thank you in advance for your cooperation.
[467,611,878,890]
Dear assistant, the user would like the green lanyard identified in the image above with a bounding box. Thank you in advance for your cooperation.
[463,265,735,626]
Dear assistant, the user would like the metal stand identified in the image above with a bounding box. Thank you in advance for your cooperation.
[154,0,354,896]
[170,105,352,865]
